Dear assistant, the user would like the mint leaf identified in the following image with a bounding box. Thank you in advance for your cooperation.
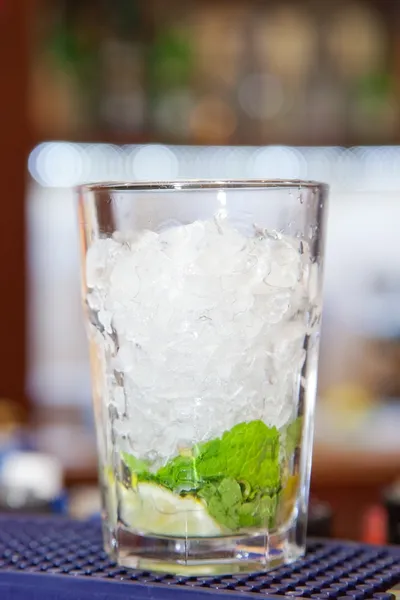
[218,477,242,508]
[207,496,238,530]
[284,417,303,457]
[238,499,262,528]
[122,453,149,475]
[157,455,199,492]
[196,481,218,504]
[198,478,242,530]
[196,420,281,494]
[238,493,278,528]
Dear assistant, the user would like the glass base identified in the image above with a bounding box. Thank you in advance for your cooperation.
[114,522,304,575]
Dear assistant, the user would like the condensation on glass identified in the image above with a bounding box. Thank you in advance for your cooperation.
[78,180,329,575]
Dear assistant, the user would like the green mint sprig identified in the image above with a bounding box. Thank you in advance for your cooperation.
[122,418,300,531]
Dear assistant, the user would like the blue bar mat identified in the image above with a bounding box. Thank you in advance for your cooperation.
[0,516,399,600]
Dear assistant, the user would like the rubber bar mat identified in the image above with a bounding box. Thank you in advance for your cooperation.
[0,516,399,600]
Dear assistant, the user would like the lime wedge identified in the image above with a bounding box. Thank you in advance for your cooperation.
[278,474,299,524]
[119,482,222,537]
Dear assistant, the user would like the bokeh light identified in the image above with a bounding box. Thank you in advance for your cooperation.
[132,145,179,181]
[27,143,400,192]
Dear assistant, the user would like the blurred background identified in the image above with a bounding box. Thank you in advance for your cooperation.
[1,0,400,542]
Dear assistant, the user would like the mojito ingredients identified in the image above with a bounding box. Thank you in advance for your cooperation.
[123,420,288,531]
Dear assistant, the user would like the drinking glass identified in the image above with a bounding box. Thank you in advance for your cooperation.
[77,180,329,575]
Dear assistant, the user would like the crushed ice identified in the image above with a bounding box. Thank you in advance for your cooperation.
[86,217,320,465]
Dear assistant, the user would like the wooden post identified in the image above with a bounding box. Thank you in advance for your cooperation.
[0,0,32,414]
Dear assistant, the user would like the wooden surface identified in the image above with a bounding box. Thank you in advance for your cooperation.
[0,1,33,414]
[311,444,399,540]
[312,444,400,487]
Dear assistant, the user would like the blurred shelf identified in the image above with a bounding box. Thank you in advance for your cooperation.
[32,131,400,148]
[33,131,154,146]
[65,462,98,487]
[312,444,400,487]
[312,444,400,540]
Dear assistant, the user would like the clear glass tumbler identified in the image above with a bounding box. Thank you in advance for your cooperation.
[77,180,329,575]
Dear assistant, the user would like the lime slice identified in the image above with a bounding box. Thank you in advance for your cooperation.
[105,466,115,486]
[278,474,299,524]
[119,482,222,537]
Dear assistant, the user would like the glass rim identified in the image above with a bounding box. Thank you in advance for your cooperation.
[77,179,329,195]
